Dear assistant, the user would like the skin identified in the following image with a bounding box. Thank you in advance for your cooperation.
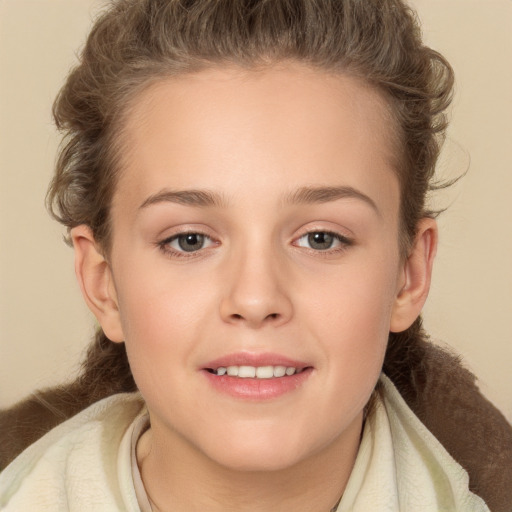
[72,63,437,512]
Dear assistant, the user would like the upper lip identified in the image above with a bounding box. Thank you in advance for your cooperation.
[203,352,310,370]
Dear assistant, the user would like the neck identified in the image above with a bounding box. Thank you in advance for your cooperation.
[137,413,363,512]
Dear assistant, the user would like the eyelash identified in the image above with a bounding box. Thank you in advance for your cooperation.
[157,231,217,259]
[157,230,354,259]
[295,230,354,255]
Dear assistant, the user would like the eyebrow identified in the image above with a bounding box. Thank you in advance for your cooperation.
[138,185,379,215]
[139,188,227,209]
[283,185,380,215]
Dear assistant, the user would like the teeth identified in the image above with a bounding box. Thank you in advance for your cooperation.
[227,366,238,376]
[215,365,299,378]
[273,365,287,377]
[255,366,273,379]
[238,366,256,378]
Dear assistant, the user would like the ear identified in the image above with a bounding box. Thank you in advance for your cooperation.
[390,218,438,333]
[71,225,125,342]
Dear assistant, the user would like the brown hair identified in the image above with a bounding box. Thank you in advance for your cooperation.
[12,0,455,458]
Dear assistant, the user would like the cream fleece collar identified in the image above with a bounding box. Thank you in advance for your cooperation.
[336,374,490,511]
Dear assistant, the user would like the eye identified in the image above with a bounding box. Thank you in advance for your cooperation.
[160,232,215,254]
[296,231,351,251]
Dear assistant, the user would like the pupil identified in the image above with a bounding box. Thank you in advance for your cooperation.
[308,232,333,250]
[178,233,204,252]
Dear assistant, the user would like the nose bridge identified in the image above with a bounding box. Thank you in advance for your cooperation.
[220,234,293,327]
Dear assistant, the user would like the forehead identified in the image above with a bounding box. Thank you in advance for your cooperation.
[114,63,400,219]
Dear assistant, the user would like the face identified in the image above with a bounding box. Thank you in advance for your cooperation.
[104,64,405,471]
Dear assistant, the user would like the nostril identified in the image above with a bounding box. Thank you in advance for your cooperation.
[230,312,279,322]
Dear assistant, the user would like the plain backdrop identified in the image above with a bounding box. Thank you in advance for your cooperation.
[1,0,511,423]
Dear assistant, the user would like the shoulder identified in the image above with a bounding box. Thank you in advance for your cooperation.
[339,375,490,511]
[385,335,512,512]
[0,392,145,511]
[413,345,512,512]
[378,375,491,511]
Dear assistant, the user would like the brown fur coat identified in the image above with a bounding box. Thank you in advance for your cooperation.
[1,340,511,511]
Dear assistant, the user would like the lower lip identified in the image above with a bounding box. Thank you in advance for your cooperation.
[202,368,313,400]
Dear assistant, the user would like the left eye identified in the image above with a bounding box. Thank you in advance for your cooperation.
[296,231,347,251]
[165,233,214,253]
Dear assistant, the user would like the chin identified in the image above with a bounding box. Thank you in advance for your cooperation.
[199,429,327,474]
[210,448,306,473]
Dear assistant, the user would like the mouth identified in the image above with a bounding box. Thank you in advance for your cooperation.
[202,354,313,400]
[205,365,308,378]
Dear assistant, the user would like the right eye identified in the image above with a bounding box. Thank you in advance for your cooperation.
[159,232,216,256]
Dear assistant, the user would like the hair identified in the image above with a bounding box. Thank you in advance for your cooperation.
[8,0,456,461]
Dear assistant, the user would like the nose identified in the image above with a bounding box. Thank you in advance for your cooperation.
[219,246,293,328]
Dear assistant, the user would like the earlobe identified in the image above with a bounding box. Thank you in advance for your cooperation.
[71,225,125,342]
[390,218,438,333]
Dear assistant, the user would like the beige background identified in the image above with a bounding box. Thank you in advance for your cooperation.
[1,0,511,423]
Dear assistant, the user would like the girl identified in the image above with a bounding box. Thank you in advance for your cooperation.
[1,1,511,510]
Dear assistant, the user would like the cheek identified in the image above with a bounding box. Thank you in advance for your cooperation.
[111,256,219,374]
[296,249,400,389]
[115,249,213,324]
[301,250,399,338]
[113,276,216,415]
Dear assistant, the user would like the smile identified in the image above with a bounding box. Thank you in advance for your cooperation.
[202,353,313,399]
[207,365,304,378]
